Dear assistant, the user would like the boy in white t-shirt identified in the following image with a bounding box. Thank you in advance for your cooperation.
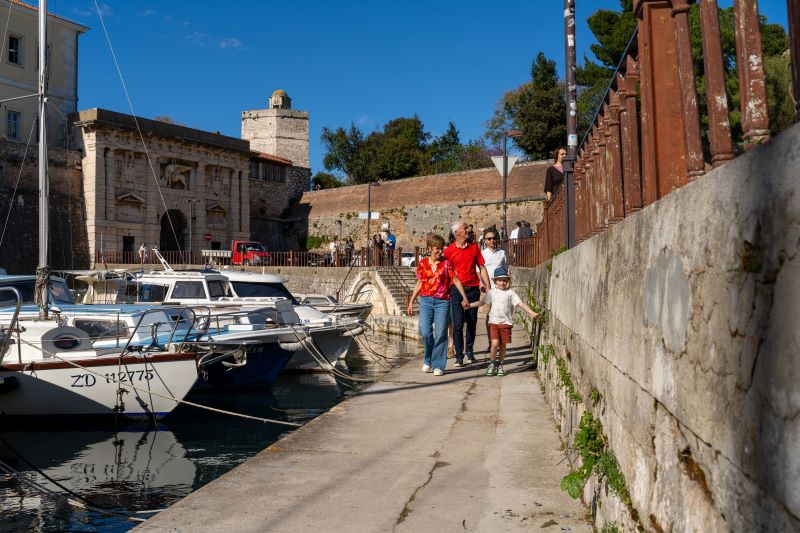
[469,266,538,376]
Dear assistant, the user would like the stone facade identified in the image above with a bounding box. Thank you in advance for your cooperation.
[0,0,87,148]
[71,109,252,262]
[510,122,800,532]
[291,161,548,251]
[242,90,310,168]
[0,139,88,273]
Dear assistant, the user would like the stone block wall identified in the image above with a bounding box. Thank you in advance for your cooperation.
[290,161,548,250]
[510,122,800,532]
[0,140,89,273]
[249,166,310,250]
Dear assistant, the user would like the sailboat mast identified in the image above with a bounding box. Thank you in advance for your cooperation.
[37,0,49,319]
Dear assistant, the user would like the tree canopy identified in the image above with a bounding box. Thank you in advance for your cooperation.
[485,52,566,160]
[320,118,493,184]
[311,172,343,190]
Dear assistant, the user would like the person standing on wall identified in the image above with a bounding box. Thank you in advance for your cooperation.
[545,147,567,201]
[138,243,148,264]
[445,220,491,367]
[480,226,507,349]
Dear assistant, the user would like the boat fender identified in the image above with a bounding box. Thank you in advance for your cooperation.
[278,341,305,351]
[0,376,20,395]
[341,326,364,337]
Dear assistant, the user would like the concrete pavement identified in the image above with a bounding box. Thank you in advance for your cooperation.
[136,326,591,532]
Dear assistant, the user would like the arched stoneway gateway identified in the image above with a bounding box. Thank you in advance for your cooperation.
[159,210,186,252]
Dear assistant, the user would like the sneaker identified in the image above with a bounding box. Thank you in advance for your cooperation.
[422,364,432,373]
[485,363,497,376]
[465,356,476,365]
[453,361,463,368]
[496,365,506,377]
[433,368,444,376]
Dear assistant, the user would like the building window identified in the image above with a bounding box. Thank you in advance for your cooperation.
[6,111,21,141]
[8,35,22,66]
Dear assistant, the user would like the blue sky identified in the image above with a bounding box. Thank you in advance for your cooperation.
[47,1,789,176]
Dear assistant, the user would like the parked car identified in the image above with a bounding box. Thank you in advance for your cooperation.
[400,252,416,267]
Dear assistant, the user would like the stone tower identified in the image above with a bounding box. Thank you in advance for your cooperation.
[241,90,309,168]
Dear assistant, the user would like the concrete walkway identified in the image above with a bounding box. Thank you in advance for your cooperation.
[137,326,590,533]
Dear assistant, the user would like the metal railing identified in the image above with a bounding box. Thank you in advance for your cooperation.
[522,0,799,268]
[97,248,405,268]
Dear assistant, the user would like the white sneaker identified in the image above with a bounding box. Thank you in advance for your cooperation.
[453,361,463,368]
[422,364,432,373]
[433,368,444,376]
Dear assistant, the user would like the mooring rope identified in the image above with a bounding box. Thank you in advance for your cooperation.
[16,337,301,427]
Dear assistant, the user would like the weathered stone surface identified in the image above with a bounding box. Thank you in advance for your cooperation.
[511,122,800,531]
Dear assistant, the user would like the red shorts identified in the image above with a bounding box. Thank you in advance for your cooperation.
[489,323,513,344]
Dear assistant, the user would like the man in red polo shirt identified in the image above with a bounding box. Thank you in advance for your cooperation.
[445,219,491,366]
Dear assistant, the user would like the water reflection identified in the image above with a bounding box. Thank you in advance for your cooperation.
[0,331,417,532]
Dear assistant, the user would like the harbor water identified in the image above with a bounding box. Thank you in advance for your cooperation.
[0,331,417,532]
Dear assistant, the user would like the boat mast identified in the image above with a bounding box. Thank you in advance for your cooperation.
[36,0,49,319]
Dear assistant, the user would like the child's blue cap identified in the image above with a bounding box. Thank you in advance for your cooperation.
[492,266,510,279]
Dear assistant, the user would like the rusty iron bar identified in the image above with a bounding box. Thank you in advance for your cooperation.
[618,58,644,215]
[672,0,705,181]
[700,0,736,167]
[606,89,625,223]
[733,0,770,149]
[790,0,800,119]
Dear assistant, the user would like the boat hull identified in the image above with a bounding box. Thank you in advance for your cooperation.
[286,329,355,371]
[193,343,294,390]
[0,353,198,420]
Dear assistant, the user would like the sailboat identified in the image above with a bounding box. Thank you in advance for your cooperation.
[0,1,199,421]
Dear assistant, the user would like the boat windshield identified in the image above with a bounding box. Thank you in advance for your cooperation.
[207,280,233,299]
[0,278,75,306]
[244,243,266,252]
[230,281,297,303]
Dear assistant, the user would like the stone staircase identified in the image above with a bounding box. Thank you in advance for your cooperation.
[376,266,417,316]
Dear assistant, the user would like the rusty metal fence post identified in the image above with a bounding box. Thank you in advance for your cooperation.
[734,0,770,149]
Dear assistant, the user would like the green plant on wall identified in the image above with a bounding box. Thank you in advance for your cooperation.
[305,235,330,250]
[560,411,631,505]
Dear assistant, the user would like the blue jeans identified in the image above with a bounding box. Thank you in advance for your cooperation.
[451,285,481,362]
[418,296,450,370]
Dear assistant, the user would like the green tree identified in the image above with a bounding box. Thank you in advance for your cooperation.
[312,171,343,189]
[486,52,566,160]
[320,123,365,182]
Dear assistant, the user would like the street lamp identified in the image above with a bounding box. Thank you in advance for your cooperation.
[502,129,524,239]
[187,198,200,261]
[366,181,381,266]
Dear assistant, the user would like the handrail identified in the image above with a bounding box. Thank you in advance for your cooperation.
[0,288,23,364]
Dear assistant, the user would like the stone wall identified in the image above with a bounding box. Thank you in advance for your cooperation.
[290,161,548,250]
[0,140,89,273]
[510,122,800,532]
[250,165,310,250]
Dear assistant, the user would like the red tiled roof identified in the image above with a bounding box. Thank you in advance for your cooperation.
[253,152,293,166]
[8,0,89,30]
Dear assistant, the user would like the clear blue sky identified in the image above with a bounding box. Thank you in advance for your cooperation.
[47,1,788,176]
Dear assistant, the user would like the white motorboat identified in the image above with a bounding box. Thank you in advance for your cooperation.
[0,289,199,421]
[131,269,364,371]
[219,269,374,319]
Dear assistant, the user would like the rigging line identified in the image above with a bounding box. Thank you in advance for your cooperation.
[92,0,185,261]
[0,433,151,523]
[0,118,38,250]
[16,336,301,427]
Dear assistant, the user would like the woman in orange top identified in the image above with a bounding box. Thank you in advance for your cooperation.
[407,234,469,376]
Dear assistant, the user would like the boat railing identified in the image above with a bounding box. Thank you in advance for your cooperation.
[0,287,23,364]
